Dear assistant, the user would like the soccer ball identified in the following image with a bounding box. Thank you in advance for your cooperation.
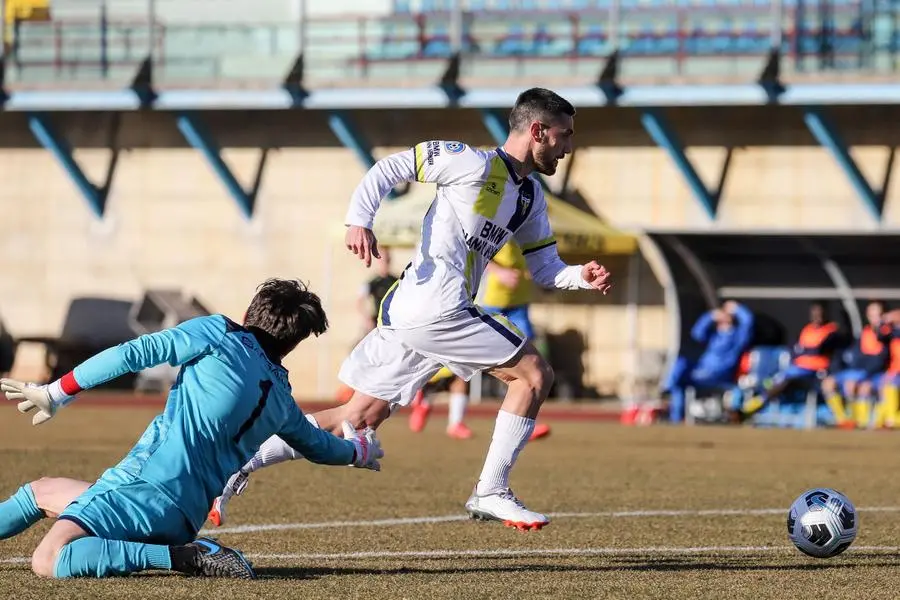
[787,488,858,558]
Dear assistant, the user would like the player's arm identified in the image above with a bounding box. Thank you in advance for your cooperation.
[345,141,484,230]
[345,141,484,266]
[514,188,611,293]
[279,409,383,471]
[1,315,229,425]
[729,302,755,350]
[690,311,717,344]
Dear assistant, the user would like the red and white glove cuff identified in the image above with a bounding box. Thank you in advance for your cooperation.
[47,372,82,407]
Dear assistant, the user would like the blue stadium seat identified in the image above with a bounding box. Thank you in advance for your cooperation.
[423,25,452,57]
[745,346,791,391]
[657,25,680,54]
[496,23,528,56]
[712,23,734,54]
[577,24,605,56]
[740,346,825,430]
[533,23,555,56]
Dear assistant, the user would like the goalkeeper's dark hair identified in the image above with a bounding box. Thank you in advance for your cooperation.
[508,87,576,133]
[244,278,328,360]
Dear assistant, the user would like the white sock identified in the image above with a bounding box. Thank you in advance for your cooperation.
[448,392,468,427]
[242,414,319,473]
[475,410,535,495]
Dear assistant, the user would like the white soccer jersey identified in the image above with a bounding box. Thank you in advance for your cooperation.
[344,140,592,330]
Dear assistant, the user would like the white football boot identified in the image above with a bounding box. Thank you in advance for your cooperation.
[465,487,549,531]
[207,469,251,527]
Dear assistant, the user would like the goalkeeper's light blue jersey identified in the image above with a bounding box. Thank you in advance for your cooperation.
[72,315,353,533]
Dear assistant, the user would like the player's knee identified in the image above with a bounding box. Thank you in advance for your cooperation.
[31,542,57,578]
[522,354,554,400]
[822,377,836,393]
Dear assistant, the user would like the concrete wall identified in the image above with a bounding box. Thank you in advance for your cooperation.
[2,104,897,398]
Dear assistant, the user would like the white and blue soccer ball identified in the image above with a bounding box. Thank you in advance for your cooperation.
[787,488,858,558]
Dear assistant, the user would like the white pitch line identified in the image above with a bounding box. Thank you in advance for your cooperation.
[202,506,900,535]
[247,545,900,561]
[4,545,900,566]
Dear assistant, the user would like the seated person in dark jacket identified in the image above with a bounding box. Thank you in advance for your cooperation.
[661,300,754,423]
[858,308,900,429]
[822,300,892,429]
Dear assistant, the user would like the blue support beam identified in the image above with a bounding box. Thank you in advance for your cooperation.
[327,110,402,199]
[640,108,719,219]
[327,110,378,171]
[803,107,885,221]
[175,112,258,219]
[480,108,510,149]
[27,113,108,218]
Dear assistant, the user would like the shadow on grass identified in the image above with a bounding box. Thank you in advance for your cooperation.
[255,554,900,580]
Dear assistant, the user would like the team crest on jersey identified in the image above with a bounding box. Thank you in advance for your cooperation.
[444,141,465,154]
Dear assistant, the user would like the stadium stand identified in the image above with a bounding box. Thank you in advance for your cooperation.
[4,0,899,87]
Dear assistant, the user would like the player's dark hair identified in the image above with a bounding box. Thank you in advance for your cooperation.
[508,87,576,133]
[243,278,328,360]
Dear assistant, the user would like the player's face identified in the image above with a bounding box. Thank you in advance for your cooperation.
[810,304,824,324]
[866,302,884,326]
[532,114,574,176]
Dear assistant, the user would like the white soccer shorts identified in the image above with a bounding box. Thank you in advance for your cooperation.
[338,306,527,406]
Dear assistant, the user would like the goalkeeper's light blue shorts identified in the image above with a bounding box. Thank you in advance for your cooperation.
[59,467,196,546]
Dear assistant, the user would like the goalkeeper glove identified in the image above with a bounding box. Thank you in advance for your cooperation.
[342,420,383,471]
[1,378,75,426]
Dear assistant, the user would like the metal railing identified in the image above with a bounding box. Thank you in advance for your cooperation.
[3,0,899,86]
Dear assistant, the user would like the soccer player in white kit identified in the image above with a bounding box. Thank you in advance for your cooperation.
[208,88,612,531]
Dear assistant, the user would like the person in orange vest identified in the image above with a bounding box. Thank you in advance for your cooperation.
[859,309,900,428]
[733,301,842,422]
[821,300,893,429]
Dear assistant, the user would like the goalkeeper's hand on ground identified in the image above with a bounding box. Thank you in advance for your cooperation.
[1,379,58,425]
[342,421,384,472]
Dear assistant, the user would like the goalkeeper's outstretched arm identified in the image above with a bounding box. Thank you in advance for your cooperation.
[2,315,228,424]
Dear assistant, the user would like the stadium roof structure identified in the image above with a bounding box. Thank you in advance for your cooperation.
[1,51,896,229]
[5,50,900,112]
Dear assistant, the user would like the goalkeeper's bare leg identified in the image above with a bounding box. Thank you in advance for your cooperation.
[0,477,90,540]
